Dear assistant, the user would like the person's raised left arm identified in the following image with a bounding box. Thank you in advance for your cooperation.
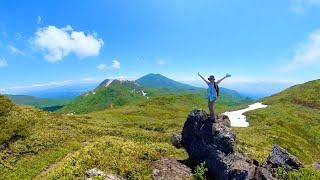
[216,73,231,85]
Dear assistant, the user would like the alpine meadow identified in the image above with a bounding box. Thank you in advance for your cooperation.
[1,1,320,180]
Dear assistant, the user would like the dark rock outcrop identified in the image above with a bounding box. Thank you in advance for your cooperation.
[178,109,305,180]
[180,109,254,179]
[264,144,304,171]
[152,159,193,180]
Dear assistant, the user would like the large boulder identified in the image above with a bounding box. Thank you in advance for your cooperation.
[264,144,304,171]
[180,109,255,179]
[152,159,192,180]
[179,109,305,180]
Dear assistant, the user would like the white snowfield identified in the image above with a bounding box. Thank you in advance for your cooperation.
[223,102,268,127]
[104,79,114,87]
[141,90,147,96]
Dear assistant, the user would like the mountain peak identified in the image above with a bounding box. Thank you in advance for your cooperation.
[136,73,195,89]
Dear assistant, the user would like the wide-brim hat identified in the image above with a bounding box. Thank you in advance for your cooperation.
[208,75,215,80]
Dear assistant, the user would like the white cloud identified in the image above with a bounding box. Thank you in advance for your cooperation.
[81,78,95,81]
[97,60,120,71]
[112,60,120,69]
[157,59,167,66]
[290,0,320,14]
[280,29,320,72]
[8,45,25,56]
[38,16,42,24]
[0,58,8,67]
[7,80,72,90]
[33,25,104,62]
[97,64,107,71]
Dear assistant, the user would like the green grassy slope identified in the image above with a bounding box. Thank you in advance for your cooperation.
[235,80,320,165]
[6,94,71,108]
[58,85,146,114]
[1,84,319,180]
[0,94,204,179]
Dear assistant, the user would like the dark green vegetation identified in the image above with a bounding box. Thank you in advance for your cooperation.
[6,94,70,110]
[274,166,320,180]
[235,80,320,165]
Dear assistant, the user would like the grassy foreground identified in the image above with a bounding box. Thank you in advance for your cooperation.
[1,94,207,179]
[1,78,320,180]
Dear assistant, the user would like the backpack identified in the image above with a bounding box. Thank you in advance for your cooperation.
[214,82,219,96]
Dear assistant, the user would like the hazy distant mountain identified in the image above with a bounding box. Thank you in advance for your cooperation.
[6,94,70,108]
[22,83,98,99]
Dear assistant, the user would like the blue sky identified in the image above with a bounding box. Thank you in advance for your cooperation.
[0,0,320,97]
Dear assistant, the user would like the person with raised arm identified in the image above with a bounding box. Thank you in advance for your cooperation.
[198,73,232,120]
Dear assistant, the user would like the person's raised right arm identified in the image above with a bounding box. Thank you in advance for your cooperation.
[198,73,209,85]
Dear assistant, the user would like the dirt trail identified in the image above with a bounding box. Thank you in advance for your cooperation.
[36,152,73,178]
[36,141,90,179]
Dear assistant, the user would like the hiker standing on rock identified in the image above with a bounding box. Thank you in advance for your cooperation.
[198,73,231,120]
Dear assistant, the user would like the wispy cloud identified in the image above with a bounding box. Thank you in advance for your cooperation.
[38,16,42,24]
[112,60,120,69]
[33,25,104,62]
[81,78,95,81]
[280,29,320,72]
[157,58,169,66]
[0,58,8,67]
[7,80,72,90]
[8,45,25,56]
[290,0,320,14]
[97,64,107,71]
[97,60,121,71]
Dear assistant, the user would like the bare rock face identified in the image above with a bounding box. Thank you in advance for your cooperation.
[85,168,105,180]
[152,159,193,180]
[171,134,182,148]
[84,168,124,180]
[313,160,320,171]
[178,109,305,180]
[264,144,304,171]
[254,167,275,180]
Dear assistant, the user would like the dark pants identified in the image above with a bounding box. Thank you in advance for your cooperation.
[208,99,216,120]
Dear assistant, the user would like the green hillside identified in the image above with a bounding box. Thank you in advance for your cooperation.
[6,95,71,109]
[59,81,146,114]
[235,79,320,165]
